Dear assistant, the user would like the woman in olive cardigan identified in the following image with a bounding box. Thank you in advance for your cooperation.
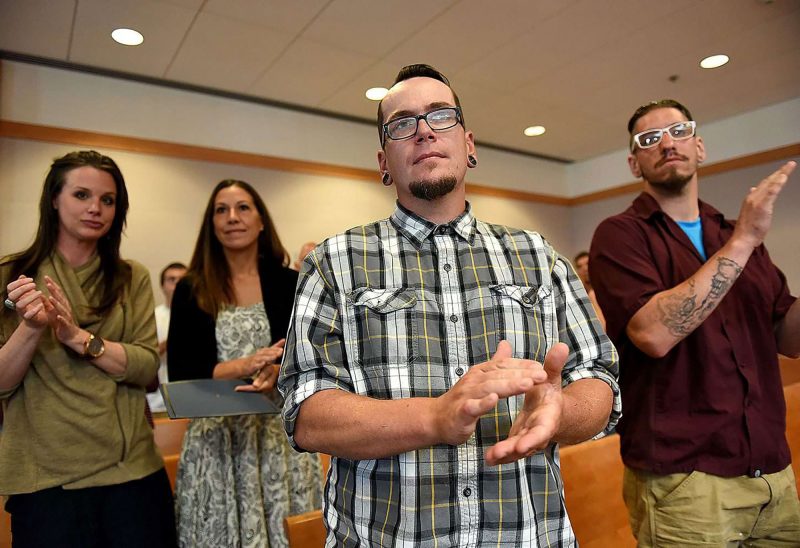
[0,150,176,547]
[167,179,320,548]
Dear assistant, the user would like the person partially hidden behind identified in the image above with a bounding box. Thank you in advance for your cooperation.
[590,99,800,546]
[146,261,187,413]
[291,241,316,271]
[573,251,605,330]
[279,64,620,547]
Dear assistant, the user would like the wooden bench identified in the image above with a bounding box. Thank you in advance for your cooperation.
[785,381,800,491]
[152,417,189,492]
[0,502,10,548]
[780,355,800,386]
[560,434,635,547]
[284,509,326,548]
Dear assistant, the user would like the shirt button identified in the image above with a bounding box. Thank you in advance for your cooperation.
[522,296,532,304]
[437,226,448,234]
[444,263,452,272]
[455,367,464,376]
[450,314,458,323]
[754,469,761,478]
[462,487,472,497]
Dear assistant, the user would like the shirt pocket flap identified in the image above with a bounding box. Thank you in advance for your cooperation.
[347,287,417,313]
[489,284,550,308]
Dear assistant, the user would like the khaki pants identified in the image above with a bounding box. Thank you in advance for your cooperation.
[623,465,800,547]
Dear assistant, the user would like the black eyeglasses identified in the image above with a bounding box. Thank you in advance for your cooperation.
[382,107,463,145]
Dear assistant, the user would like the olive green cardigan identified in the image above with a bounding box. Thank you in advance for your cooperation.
[0,253,163,494]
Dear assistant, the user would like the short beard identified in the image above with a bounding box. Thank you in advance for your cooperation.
[409,176,458,201]
[645,167,693,196]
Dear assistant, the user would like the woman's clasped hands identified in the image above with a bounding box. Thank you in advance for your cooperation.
[235,338,286,393]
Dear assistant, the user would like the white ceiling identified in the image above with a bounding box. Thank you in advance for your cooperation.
[1,0,798,162]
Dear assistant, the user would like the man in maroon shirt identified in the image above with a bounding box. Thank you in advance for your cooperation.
[590,99,800,546]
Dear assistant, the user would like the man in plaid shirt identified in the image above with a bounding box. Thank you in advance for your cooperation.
[278,64,621,547]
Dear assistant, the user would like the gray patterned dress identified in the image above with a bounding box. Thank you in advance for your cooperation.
[175,303,321,548]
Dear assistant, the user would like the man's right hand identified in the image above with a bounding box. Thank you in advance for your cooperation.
[733,160,795,249]
[431,340,547,446]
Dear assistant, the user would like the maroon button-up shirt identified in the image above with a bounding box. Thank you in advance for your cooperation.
[590,192,795,477]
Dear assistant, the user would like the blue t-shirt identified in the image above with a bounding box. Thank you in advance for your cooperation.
[676,217,706,260]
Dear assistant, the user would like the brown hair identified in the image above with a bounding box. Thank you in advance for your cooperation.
[160,262,187,285]
[573,251,589,264]
[2,150,131,316]
[186,179,288,317]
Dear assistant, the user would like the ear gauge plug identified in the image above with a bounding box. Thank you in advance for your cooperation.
[467,155,478,167]
[382,172,392,186]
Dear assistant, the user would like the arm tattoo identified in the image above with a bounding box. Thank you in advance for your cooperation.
[656,257,743,337]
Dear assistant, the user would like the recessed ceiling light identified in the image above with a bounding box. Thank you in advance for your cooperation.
[111,28,144,46]
[523,125,546,137]
[365,87,388,101]
[699,54,729,69]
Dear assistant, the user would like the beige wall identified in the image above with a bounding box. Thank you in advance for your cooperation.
[0,137,571,305]
[1,60,797,303]
[0,61,569,196]
[2,137,796,307]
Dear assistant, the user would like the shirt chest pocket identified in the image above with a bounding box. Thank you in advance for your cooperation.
[488,283,551,364]
[345,287,419,371]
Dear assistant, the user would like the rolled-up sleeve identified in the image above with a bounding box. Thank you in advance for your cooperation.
[278,251,354,450]
[110,263,159,387]
[589,216,666,344]
[553,254,621,437]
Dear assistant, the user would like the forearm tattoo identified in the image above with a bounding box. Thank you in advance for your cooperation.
[657,257,743,337]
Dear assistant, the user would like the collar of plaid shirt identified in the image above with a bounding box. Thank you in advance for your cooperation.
[390,200,477,247]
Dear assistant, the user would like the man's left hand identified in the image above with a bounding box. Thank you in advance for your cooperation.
[484,342,569,465]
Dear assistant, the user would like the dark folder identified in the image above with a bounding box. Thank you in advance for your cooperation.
[159,379,281,419]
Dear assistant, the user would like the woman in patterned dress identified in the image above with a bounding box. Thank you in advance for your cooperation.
[167,179,320,548]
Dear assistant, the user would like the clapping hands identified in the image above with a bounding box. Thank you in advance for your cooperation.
[430,339,570,466]
[484,342,569,465]
[5,275,50,328]
[5,275,80,344]
[235,339,286,394]
[43,276,82,346]
[734,161,795,249]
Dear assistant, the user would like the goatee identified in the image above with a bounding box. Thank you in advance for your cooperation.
[644,171,693,196]
[649,173,692,196]
[647,153,694,196]
[409,176,458,201]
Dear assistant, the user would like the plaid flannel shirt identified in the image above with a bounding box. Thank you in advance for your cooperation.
[279,203,620,547]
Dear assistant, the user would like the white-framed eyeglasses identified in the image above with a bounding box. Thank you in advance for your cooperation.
[632,120,696,151]
[382,107,463,145]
